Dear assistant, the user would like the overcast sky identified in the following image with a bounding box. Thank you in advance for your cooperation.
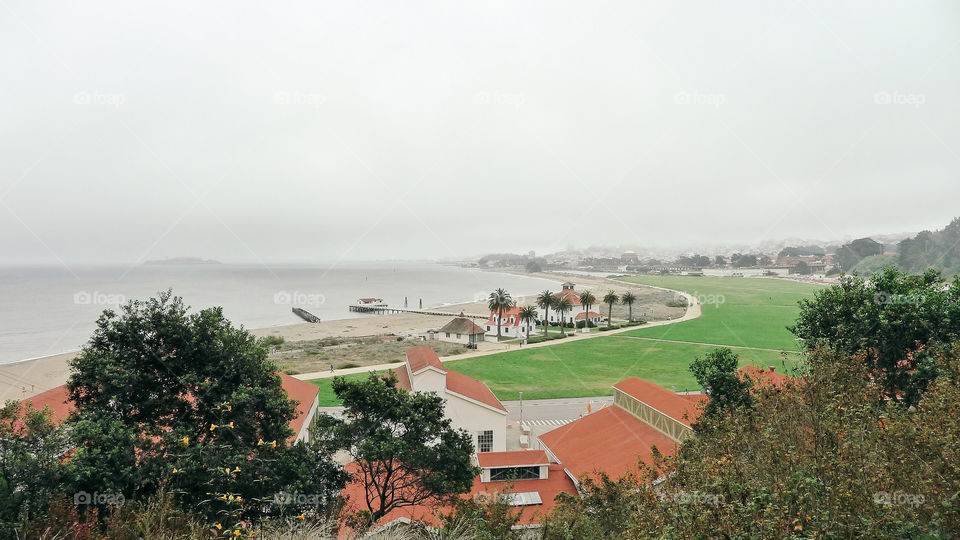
[2,1,959,264]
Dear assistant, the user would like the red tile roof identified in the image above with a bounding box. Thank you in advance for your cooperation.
[445,371,507,412]
[737,365,792,388]
[394,348,507,413]
[613,378,705,427]
[574,311,601,319]
[485,305,524,327]
[341,461,576,530]
[477,450,549,468]
[539,406,678,481]
[278,372,320,439]
[406,345,447,373]
[554,289,582,306]
[17,385,72,425]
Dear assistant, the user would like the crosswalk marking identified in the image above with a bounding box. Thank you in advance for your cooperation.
[521,418,577,427]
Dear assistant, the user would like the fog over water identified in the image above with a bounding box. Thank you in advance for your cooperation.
[1,1,959,266]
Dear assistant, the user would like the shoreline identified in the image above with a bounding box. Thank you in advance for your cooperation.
[1,270,688,402]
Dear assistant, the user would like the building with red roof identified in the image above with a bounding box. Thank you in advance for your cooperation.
[393,346,507,452]
[18,371,319,442]
[484,305,535,339]
[341,449,577,534]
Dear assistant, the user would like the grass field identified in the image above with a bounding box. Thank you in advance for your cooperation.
[311,370,386,406]
[444,337,798,401]
[311,276,821,404]
[618,276,820,351]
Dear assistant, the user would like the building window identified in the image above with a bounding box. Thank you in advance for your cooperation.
[456,333,461,338]
[445,332,450,338]
[477,430,494,453]
[486,326,491,331]
[489,466,541,482]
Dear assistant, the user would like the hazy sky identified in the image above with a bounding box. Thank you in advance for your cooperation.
[2,1,959,264]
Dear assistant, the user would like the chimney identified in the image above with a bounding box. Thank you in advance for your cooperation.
[769,366,776,373]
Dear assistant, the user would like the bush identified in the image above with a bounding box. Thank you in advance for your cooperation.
[260,335,285,348]
[336,362,361,369]
[666,300,688,308]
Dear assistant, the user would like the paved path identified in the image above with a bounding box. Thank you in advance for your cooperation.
[293,282,702,381]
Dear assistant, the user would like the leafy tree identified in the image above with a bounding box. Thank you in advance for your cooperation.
[836,237,883,272]
[438,492,524,540]
[714,255,727,267]
[621,291,636,322]
[794,260,810,275]
[897,217,960,276]
[553,296,573,336]
[790,266,960,405]
[603,291,619,328]
[487,288,514,339]
[0,401,69,536]
[536,290,554,339]
[579,290,596,329]
[313,372,476,529]
[64,290,344,523]
[518,305,538,340]
[524,260,542,273]
[689,348,753,421]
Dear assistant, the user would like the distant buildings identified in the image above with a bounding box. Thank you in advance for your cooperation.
[621,250,640,263]
[393,346,507,452]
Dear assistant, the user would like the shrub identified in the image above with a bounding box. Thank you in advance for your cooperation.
[336,362,361,369]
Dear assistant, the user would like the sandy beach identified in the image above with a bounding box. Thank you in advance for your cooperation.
[3,272,683,402]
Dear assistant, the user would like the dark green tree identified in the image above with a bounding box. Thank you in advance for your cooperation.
[64,290,344,523]
[313,372,477,529]
[689,348,753,420]
[603,291,619,328]
[536,290,554,338]
[790,266,960,405]
[0,402,69,536]
[487,288,514,339]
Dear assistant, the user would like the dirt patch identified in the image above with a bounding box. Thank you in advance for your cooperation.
[271,335,470,374]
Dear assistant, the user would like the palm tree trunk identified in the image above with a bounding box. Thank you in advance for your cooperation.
[628,303,633,322]
[497,307,503,338]
[543,307,549,338]
[608,304,613,327]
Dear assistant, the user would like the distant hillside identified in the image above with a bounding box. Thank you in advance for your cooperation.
[897,217,960,276]
[144,257,221,265]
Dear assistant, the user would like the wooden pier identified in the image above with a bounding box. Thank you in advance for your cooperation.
[348,304,486,319]
[292,307,321,323]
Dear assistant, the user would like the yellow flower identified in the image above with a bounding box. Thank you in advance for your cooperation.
[233,531,241,537]
[225,467,231,474]
[217,405,222,410]
[233,466,241,473]
[297,513,305,520]
[215,523,222,530]
[182,436,189,445]
[227,421,234,428]
[210,424,217,431]
[270,440,277,448]
[172,467,180,474]
[257,438,264,445]
[220,494,227,500]
[227,405,232,411]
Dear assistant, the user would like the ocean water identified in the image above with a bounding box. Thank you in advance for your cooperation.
[0,263,560,364]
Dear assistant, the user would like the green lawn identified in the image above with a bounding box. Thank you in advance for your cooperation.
[445,337,800,401]
[310,371,385,406]
[617,276,820,351]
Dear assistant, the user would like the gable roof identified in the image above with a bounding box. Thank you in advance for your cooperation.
[575,311,601,319]
[406,345,447,374]
[438,317,486,335]
[477,450,549,468]
[538,406,677,481]
[17,385,72,425]
[554,288,582,306]
[277,372,320,438]
[613,377,705,427]
[485,305,524,327]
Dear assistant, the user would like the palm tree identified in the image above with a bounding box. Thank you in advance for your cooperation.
[579,290,596,331]
[603,290,619,328]
[487,288,514,339]
[621,291,636,322]
[536,290,554,338]
[518,305,538,340]
[554,296,572,336]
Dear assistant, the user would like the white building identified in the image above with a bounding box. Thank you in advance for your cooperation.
[437,316,486,346]
[393,346,507,452]
[549,282,602,326]
[484,305,535,339]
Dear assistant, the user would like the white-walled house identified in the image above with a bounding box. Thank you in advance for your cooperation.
[548,282,603,325]
[437,316,486,346]
[484,305,535,339]
[394,346,507,452]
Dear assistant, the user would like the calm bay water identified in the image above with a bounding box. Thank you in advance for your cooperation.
[0,263,560,364]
